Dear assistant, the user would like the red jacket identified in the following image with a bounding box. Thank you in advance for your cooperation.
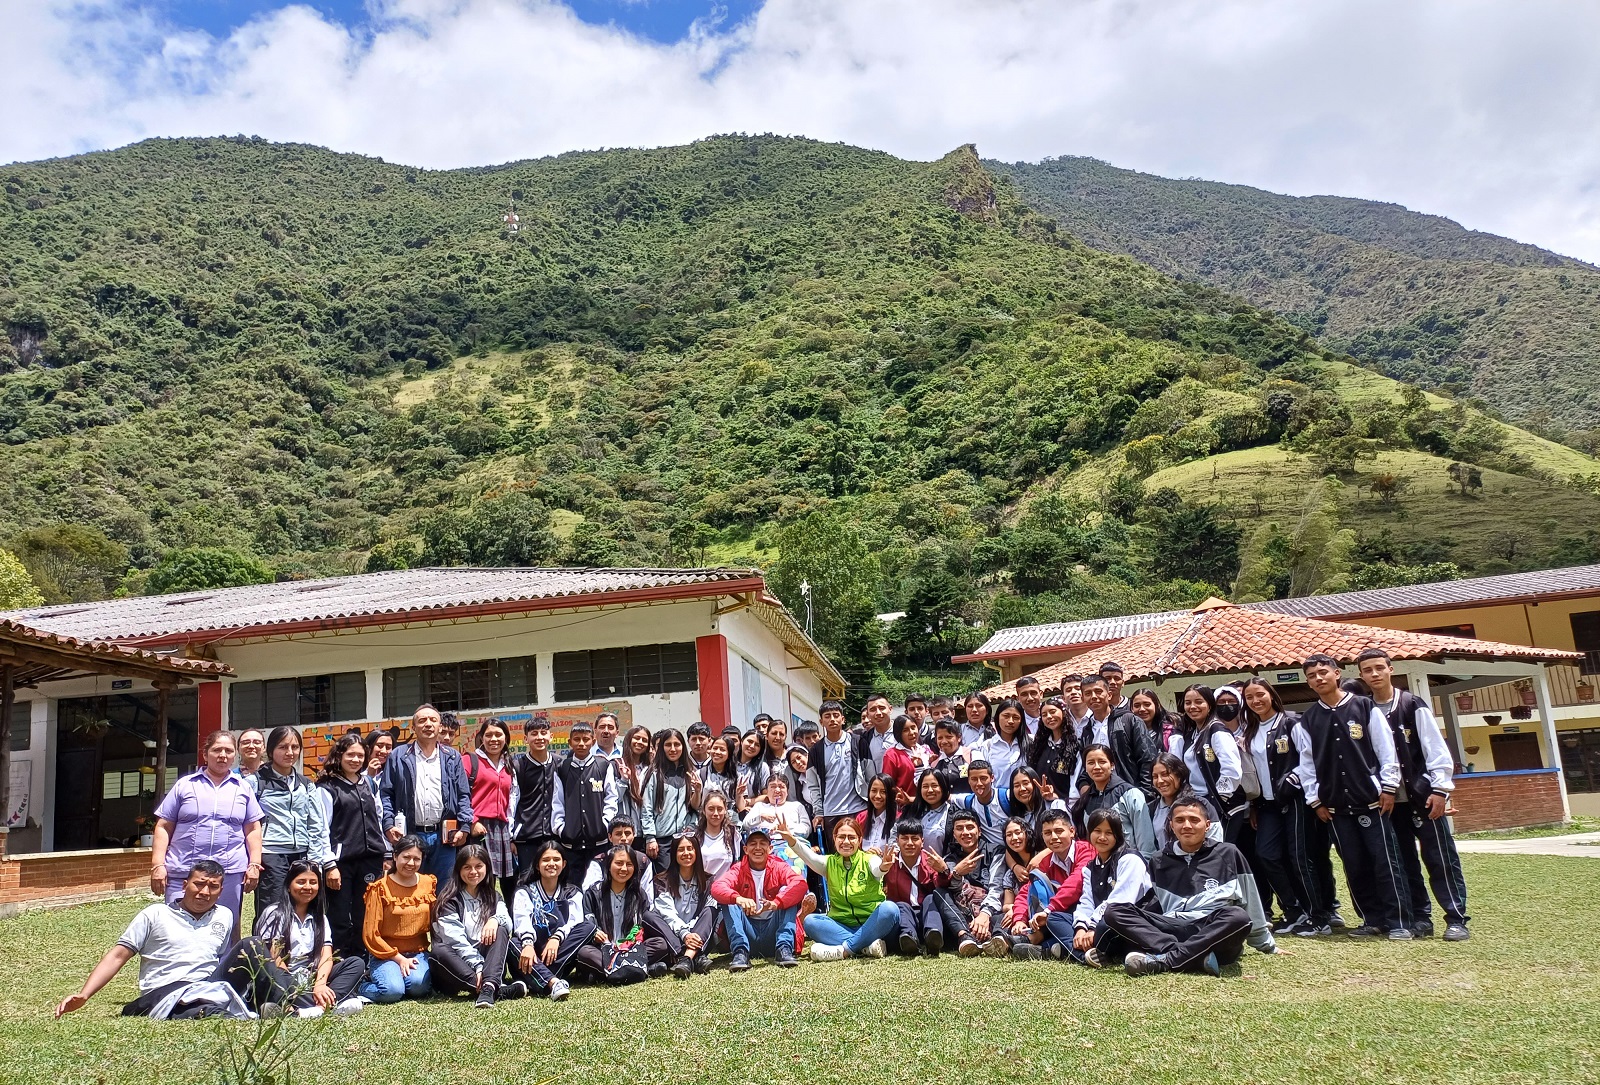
[882,851,950,905]
[882,746,918,798]
[1011,839,1095,926]
[710,856,808,911]
[465,752,513,823]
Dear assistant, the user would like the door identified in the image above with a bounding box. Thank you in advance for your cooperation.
[53,743,102,852]
[1489,732,1544,771]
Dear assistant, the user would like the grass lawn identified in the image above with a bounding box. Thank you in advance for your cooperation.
[1459,816,1600,840]
[3,856,1598,1085]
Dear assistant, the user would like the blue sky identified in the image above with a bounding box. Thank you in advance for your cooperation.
[150,0,765,43]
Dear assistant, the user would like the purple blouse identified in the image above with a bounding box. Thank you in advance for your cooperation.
[155,769,264,875]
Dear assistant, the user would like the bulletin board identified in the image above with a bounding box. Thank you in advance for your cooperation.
[298,701,633,772]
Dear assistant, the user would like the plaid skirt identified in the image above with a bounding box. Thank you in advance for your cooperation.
[481,817,515,878]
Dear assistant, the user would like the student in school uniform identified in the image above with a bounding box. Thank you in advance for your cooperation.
[710,825,808,970]
[881,715,931,804]
[1071,744,1156,858]
[959,693,994,749]
[977,698,1029,789]
[582,820,656,903]
[1171,684,1249,842]
[1014,675,1046,736]
[1070,809,1155,968]
[950,760,1008,853]
[1150,753,1222,853]
[1075,676,1158,802]
[940,810,1006,956]
[856,773,900,855]
[695,790,742,880]
[553,721,619,885]
[1291,653,1411,940]
[930,720,973,796]
[805,700,870,843]
[246,860,366,1017]
[1356,649,1470,941]
[1099,662,1132,715]
[856,693,897,772]
[1028,696,1081,801]
[1006,810,1095,961]
[463,718,517,906]
[577,845,674,982]
[653,835,720,978]
[1130,688,1182,753]
[880,817,974,956]
[316,734,388,962]
[1239,678,1313,934]
[641,729,697,873]
[510,841,592,1001]
[508,716,560,878]
[902,769,954,858]
[429,844,525,1009]
[1106,793,1280,977]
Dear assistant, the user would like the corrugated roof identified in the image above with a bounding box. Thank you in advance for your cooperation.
[1,567,765,643]
[984,600,1580,697]
[964,562,1600,660]
[1,617,232,683]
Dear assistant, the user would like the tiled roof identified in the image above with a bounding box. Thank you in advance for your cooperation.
[0,617,232,682]
[1,567,766,643]
[984,599,1579,697]
[964,562,1600,660]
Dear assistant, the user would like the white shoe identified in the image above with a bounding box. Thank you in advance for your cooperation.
[808,942,847,962]
[295,1006,324,1019]
[860,939,888,959]
[548,979,571,1002]
[333,997,363,1017]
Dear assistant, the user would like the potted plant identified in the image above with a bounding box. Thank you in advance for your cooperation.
[1515,679,1538,707]
[1454,693,1476,713]
[134,814,156,849]
[1578,680,1596,702]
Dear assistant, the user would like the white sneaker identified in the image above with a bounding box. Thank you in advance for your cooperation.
[548,979,571,1002]
[860,939,888,959]
[808,942,848,962]
[333,997,364,1017]
[295,1006,324,1019]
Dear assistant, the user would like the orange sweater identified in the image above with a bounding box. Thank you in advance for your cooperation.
[363,874,437,959]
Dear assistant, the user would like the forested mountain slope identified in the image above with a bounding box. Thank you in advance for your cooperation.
[3,136,1597,683]
[992,156,1600,430]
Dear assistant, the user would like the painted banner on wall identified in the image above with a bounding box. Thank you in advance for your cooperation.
[299,701,633,772]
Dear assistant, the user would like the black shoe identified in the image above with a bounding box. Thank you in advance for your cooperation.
[729,952,751,973]
[924,928,943,955]
[693,953,713,974]
[496,980,528,1001]
[1346,925,1384,938]
[647,962,669,979]
[898,933,919,956]
[1200,952,1221,977]
[1411,921,1435,939]
[670,959,692,980]
[1328,910,1348,928]
[775,945,797,968]
[474,989,496,1009]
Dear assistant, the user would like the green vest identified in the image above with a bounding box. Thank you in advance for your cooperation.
[825,852,884,926]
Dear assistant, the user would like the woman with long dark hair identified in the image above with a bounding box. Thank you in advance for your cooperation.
[430,843,522,1007]
[362,729,393,796]
[1000,765,1056,845]
[317,732,386,960]
[902,769,953,857]
[642,728,697,873]
[1069,809,1153,968]
[243,859,366,1016]
[1070,744,1155,857]
[1241,677,1320,934]
[881,715,929,804]
[358,835,435,1004]
[464,717,517,905]
[255,725,332,914]
[578,845,674,981]
[510,841,591,1001]
[694,789,741,879]
[855,773,899,855]
[1129,688,1181,753]
[1149,752,1221,852]
[703,734,740,800]
[615,725,652,834]
[734,729,770,813]
[1028,696,1080,800]
[653,834,718,978]
[978,698,1028,787]
[960,693,993,747]
[1170,684,1248,841]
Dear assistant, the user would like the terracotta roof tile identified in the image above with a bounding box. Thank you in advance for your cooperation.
[0,618,232,678]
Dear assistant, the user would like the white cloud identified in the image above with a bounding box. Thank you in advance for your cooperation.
[4,0,1599,262]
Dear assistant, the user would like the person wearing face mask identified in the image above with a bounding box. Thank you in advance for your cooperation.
[1170,685,1248,845]
[1074,676,1158,802]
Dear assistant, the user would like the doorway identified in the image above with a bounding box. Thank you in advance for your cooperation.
[53,690,197,851]
[1489,732,1545,772]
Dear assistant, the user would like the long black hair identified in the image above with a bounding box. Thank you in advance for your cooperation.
[1085,807,1133,862]
[254,858,327,961]
[962,692,992,734]
[261,725,304,783]
[1177,683,1217,742]
[990,698,1027,750]
[318,732,366,783]
[902,768,949,820]
[1004,765,1047,818]
[1238,677,1286,747]
[586,844,648,935]
[661,833,709,904]
[861,772,899,842]
[649,728,691,809]
[433,842,499,923]
[516,839,567,888]
[1150,751,1192,803]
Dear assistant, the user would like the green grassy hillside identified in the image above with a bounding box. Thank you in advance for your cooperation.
[993,156,1600,430]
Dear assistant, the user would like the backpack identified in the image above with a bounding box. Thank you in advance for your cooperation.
[1233,732,1263,802]
[601,925,650,985]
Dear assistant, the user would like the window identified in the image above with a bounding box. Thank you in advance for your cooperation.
[552,642,697,703]
[742,657,763,729]
[1570,612,1600,675]
[1559,728,1600,793]
[8,699,30,752]
[231,672,366,730]
[382,656,536,718]
[1414,624,1476,639]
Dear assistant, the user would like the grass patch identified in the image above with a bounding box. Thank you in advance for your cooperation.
[3,856,1598,1084]
[1459,816,1600,840]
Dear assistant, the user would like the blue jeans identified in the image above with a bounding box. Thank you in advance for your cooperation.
[416,830,456,885]
[359,952,432,1003]
[803,902,899,954]
[725,904,798,958]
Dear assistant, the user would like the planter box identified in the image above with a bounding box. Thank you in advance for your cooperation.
[1455,694,1476,712]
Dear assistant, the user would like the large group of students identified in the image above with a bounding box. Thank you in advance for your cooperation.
[55,648,1471,1021]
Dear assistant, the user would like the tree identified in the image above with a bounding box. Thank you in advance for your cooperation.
[420,492,559,566]
[144,547,274,595]
[1367,472,1406,508]
[5,524,129,603]
[0,548,44,609]
[768,512,881,678]
[1147,502,1242,590]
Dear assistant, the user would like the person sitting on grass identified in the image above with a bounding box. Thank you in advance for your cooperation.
[1007,809,1095,961]
[358,835,435,1004]
[430,843,525,1009]
[577,845,674,983]
[1104,793,1280,977]
[583,819,655,903]
[653,834,719,979]
[778,817,899,962]
[710,825,808,971]
[55,860,252,1021]
[511,842,592,1001]
[1070,809,1154,969]
[881,817,974,957]
[941,810,1005,958]
[248,858,366,1017]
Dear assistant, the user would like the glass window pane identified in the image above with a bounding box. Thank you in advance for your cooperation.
[332,672,367,722]
[661,642,698,693]
[553,652,591,703]
[626,644,662,696]
[9,701,31,752]
[230,681,265,730]
[299,675,333,726]
[495,657,534,707]
[590,648,627,698]
[263,679,299,728]
[383,667,424,719]
[459,660,493,711]
[426,663,461,713]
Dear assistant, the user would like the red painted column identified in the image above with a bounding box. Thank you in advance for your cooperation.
[197,681,224,743]
[695,634,732,732]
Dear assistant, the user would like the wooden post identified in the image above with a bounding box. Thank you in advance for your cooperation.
[0,664,13,857]
[154,683,171,802]
[1531,663,1571,820]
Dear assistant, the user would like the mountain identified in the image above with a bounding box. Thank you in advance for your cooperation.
[3,135,1599,684]
[991,156,1600,430]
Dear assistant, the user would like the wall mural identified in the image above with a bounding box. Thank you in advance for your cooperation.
[298,701,634,769]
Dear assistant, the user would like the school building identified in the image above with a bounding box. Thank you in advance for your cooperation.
[958,563,1600,821]
[1,566,843,870]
